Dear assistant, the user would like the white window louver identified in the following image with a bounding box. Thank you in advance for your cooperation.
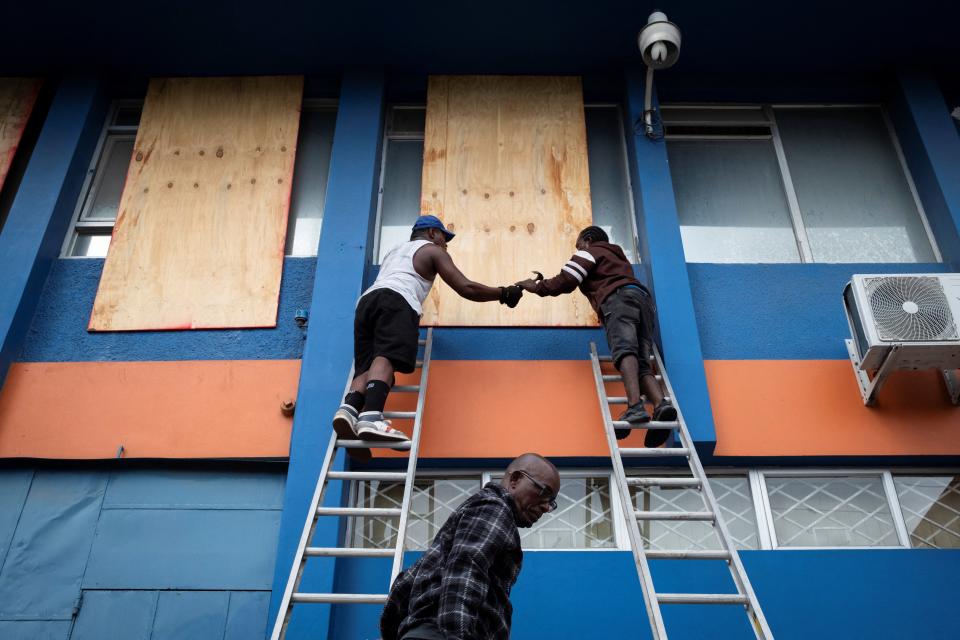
[866,276,958,342]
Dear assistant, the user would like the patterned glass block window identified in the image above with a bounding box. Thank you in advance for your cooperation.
[765,475,899,548]
[351,478,478,550]
[518,476,616,550]
[894,475,960,549]
[629,475,758,551]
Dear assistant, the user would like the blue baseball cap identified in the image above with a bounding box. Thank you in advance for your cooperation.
[412,215,456,241]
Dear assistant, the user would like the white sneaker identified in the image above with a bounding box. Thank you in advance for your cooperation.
[356,419,410,443]
[332,406,359,440]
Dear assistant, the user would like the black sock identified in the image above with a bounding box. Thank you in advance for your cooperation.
[361,380,390,414]
[343,391,365,413]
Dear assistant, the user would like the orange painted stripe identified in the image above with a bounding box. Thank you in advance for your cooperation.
[707,360,960,456]
[380,360,633,459]
[0,360,299,459]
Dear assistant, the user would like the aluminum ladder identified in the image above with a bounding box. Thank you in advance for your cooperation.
[589,342,774,640]
[270,328,434,640]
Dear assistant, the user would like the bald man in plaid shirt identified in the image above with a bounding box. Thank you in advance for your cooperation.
[380,454,560,640]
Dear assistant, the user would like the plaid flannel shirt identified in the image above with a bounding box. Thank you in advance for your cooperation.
[380,482,523,640]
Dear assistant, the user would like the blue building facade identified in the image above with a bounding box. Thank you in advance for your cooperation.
[0,2,959,638]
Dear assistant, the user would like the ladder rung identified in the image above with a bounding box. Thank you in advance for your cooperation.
[602,374,662,382]
[304,547,394,558]
[611,420,680,430]
[317,507,402,517]
[645,550,730,560]
[292,593,388,604]
[327,471,408,481]
[657,593,749,605]
[391,385,420,393]
[415,360,424,368]
[635,510,715,521]
[418,339,427,346]
[337,439,411,450]
[627,477,701,488]
[619,447,689,458]
[383,411,416,420]
[598,355,612,362]
[607,396,629,404]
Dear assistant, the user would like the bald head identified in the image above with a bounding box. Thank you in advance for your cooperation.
[502,453,561,528]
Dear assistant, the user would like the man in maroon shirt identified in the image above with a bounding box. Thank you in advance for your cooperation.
[516,226,676,447]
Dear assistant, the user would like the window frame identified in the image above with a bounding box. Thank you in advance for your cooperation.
[347,467,960,552]
[62,99,142,258]
[662,103,942,264]
[371,103,642,265]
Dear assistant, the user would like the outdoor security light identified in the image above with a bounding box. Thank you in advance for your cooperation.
[637,11,682,138]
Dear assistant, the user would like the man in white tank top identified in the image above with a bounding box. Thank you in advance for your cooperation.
[332,215,523,457]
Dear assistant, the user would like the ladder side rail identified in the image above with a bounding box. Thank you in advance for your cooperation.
[652,346,775,640]
[271,429,343,640]
[390,328,434,583]
[590,343,667,640]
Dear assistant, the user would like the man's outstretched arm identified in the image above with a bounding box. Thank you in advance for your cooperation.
[431,248,522,306]
[516,250,596,296]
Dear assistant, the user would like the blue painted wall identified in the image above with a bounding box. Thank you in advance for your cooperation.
[689,263,950,360]
[18,258,316,362]
[327,549,960,639]
[0,465,285,639]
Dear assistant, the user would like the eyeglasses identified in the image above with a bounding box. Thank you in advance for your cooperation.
[516,470,558,511]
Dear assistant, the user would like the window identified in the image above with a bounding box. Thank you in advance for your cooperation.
[664,105,938,264]
[64,100,336,258]
[761,473,900,548]
[893,475,960,549]
[348,469,960,552]
[630,474,760,551]
[374,104,639,263]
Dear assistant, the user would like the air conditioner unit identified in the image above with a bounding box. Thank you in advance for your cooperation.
[842,273,960,406]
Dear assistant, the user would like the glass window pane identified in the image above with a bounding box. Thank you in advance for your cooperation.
[377,139,424,263]
[70,233,112,258]
[765,475,899,547]
[82,136,135,221]
[775,107,935,263]
[629,475,757,551]
[585,107,637,262]
[352,478,478,550]
[285,109,337,256]
[894,475,960,549]
[667,139,800,263]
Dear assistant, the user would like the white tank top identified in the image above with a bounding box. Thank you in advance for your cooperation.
[362,240,435,315]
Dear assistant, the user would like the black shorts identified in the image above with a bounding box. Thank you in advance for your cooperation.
[600,286,655,376]
[354,288,421,375]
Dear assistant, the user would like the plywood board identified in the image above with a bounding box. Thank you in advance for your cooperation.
[89,76,303,331]
[420,75,596,326]
[0,78,41,191]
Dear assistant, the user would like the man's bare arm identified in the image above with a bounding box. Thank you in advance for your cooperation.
[430,249,502,302]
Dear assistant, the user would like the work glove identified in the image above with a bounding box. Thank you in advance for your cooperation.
[499,285,523,308]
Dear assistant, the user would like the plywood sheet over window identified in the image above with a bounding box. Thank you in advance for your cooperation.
[0,78,41,191]
[420,76,596,326]
[89,76,303,331]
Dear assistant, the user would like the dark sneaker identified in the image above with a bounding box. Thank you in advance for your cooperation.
[333,405,371,460]
[645,401,678,448]
[616,403,651,439]
[332,405,359,440]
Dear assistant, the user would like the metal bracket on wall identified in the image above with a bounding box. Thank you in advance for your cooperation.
[943,369,960,405]
[845,339,902,406]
